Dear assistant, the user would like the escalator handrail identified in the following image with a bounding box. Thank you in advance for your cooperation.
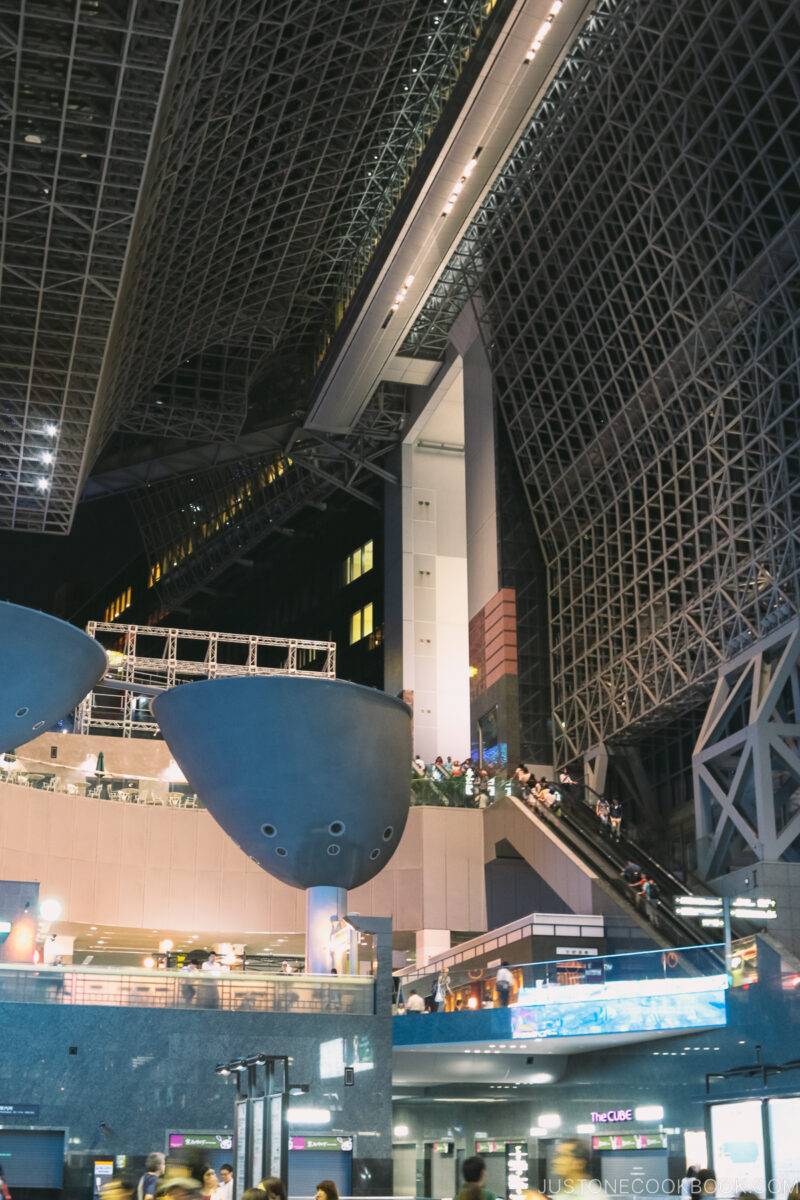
[516,793,720,954]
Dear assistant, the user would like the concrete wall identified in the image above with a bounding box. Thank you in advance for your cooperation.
[17,731,177,778]
[0,782,487,936]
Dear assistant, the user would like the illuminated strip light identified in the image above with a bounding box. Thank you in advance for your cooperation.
[381,273,416,328]
[441,146,483,217]
[523,0,563,64]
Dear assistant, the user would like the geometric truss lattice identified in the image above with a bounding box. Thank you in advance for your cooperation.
[98,0,499,445]
[693,621,800,876]
[404,0,800,765]
[1,0,498,531]
[0,0,180,533]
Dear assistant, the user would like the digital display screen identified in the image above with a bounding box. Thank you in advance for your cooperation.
[512,976,728,1039]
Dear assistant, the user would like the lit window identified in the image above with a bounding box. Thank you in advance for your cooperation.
[345,539,374,585]
[350,602,374,644]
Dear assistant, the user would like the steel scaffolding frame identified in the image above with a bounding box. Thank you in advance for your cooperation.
[75,621,336,736]
[400,0,800,766]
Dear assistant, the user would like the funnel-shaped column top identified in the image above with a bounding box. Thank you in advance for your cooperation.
[0,601,107,754]
[153,676,411,890]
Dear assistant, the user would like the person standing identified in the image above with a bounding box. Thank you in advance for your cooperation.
[405,989,425,1012]
[218,1167,234,1200]
[315,1182,339,1200]
[609,799,624,842]
[0,1163,12,1200]
[495,961,514,1007]
[434,966,453,1012]
[595,796,610,835]
[136,1154,164,1200]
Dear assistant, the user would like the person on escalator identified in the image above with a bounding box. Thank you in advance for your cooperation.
[609,799,624,841]
[595,796,611,835]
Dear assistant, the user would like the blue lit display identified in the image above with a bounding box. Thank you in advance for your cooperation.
[511,976,728,1039]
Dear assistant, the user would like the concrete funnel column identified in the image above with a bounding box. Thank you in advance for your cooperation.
[306,885,347,974]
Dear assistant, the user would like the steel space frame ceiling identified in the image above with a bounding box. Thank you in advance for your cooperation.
[0,0,498,534]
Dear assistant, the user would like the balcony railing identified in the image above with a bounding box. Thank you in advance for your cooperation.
[0,963,373,1014]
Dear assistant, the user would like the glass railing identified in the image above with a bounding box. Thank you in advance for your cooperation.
[0,963,373,1013]
[410,771,511,808]
[396,942,726,1010]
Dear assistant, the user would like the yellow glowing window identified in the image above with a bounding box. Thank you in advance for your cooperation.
[350,609,362,644]
[362,602,373,638]
[345,539,374,585]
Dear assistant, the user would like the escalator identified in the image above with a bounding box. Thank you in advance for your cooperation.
[507,779,724,964]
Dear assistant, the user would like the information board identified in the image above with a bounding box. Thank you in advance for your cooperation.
[506,1142,529,1200]
[269,1095,283,1178]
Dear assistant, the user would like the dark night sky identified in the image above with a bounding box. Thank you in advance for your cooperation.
[0,495,143,619]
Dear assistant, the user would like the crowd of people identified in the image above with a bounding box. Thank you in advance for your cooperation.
[96,1152,343,1200]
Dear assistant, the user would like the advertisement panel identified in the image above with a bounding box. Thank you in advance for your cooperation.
[709,1101,766,1198]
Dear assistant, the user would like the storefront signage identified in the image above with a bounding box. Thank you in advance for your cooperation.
[593,1134,667,1151]
[476,1141,504,1154]
[556,947,599,956]
[168,1134,233,1151]
[506,1141,529,1200]
[289,1136,353,1152]
[432,1142,453,1155]
[591,1109,632,1123]
[0,1104,40,1118]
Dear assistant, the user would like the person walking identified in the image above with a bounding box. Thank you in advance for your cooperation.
[609,799,624,842]
[136,1154,165,1200]
[201,1170,220,1200]
[456,1156,496,1200]
[495,961,514,1007]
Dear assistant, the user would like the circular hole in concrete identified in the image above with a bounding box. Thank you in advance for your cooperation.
[369,848,381,861]
[261,823,277,837]
[328,820,345,836]
[275,846,288,857]
[382,826,394,841]
[15,707,29,718]
[327,844,341,856]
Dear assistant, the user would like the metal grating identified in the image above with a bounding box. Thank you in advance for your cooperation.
[402,0,800,764]
[0,0,180,532]
[1,0,498,531]
[98,0,498,444]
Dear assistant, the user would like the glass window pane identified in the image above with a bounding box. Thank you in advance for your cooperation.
[362,602,373,637]
[352,547,362,581]
[362,540,374,574]
[350,610,362,644]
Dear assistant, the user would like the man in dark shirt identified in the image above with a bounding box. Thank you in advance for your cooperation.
[137,1154,164,1200]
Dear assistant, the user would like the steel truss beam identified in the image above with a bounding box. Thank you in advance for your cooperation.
[398,0,800,766]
